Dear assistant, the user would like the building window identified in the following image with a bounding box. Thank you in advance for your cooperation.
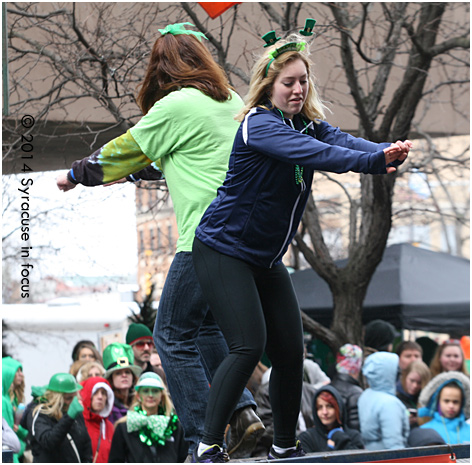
[139,230,145,254]
[150,228,156,251]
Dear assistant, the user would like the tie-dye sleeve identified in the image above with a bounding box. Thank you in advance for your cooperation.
[67,130,153,186]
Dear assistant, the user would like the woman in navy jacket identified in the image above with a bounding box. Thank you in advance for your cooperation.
[192,22,412,463]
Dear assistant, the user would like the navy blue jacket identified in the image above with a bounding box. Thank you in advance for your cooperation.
[195,106,390,268]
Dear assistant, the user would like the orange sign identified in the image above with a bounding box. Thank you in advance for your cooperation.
[198,2,242,19]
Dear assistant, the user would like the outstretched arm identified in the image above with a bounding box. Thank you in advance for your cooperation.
[56,130,153,192]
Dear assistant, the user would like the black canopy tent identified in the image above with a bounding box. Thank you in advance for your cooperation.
[290,243,470,335]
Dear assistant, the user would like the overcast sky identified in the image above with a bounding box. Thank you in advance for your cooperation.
[3,170,139,282]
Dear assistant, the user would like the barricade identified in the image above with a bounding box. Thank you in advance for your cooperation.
[242,443,469,463]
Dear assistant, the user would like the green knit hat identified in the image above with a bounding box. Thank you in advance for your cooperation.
[126,323,153,345]
[103,343,142,379]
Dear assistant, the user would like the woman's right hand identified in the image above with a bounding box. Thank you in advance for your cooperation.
[383,140,412,173]
[56,173,77,192]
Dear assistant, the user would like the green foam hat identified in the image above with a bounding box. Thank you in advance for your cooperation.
[103,342,142,379]
[46,373,82,394]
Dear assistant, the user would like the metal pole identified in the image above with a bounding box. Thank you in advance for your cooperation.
[2,2,9,116]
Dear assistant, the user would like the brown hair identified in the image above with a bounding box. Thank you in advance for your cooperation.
[396,340,423,357]
[8,367,25,406]
[429,341,467,377]
[72,341,102,365]
[136,34,233,115]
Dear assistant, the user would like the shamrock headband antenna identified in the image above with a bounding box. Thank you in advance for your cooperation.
[158,22,208,41]
[262,18,316,77]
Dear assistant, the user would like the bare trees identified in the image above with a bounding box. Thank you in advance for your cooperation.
[4,3,469,346]
[256,3,469,349]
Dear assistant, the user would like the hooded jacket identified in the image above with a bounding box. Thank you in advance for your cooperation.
[2,357,27,461]
[299,385,364,452]
[330,373,363,431]
[358,352,409,450]
[29,406,92,462]
[195,106,391,268]
[80,377,115,463]
[418,371,470,445]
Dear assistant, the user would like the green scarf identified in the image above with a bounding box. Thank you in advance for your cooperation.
[126,406,179,446]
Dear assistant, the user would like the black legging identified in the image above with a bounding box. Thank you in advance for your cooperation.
[192,237,304,448]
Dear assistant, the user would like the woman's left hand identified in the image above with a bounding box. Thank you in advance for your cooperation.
[383,140,413,173]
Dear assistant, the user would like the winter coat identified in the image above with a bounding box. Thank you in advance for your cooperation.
[396,380,420,429]
[80,377,115,463]
[330,373,364,431]
[108,417,188,463]
[2,357,28,462]
[358,352,410,450]
[195,105,392,269]
[418,371,470,445]
[29,408,92,462]
[299,385,364,453]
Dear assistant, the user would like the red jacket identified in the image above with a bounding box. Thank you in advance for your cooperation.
[80,377,115,463]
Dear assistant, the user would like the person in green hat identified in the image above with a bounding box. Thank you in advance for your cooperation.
[103,342,142,424]
[109,372,187,463]
[2,357,28,463]
[28,373,92,462]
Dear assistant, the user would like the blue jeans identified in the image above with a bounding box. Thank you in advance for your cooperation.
[153,251,256,454]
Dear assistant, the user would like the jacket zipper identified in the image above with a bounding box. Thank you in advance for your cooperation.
[270,178,306,268]
[269,117,307,268]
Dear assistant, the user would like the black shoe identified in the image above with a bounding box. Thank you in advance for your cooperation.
[268,440,306,460]
[192,445,229,463]
[226,407,265,458]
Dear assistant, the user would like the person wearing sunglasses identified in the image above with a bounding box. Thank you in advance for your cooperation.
[109,372,188,463]
[126,323,168,387]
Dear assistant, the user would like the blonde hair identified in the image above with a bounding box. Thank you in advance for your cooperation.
[135,385,174,417]
[76,361,106,383]
[32,390,65,421]
[115,384,175,427]
[236,34,328,122]
[401,360,432,391]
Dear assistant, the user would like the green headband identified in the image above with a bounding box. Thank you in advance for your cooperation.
[158,22,208,41]
[262,18,316,77]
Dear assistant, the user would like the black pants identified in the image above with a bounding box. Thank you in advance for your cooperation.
[192,238,304,448]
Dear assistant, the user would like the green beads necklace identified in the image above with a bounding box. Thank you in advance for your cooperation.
[276,109,305,185]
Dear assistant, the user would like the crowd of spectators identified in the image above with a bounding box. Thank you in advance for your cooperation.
[2,320,470,463]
